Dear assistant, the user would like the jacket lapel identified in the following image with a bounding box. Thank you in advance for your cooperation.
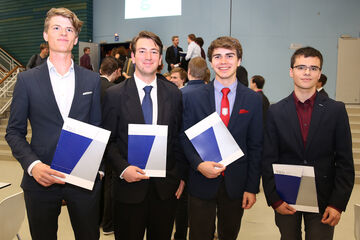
[37,63,63,122]
[68,65,81,119]
[284,93,304,149]
[124,77,145,124]
[228,83,245,131]
[157,79,171,125]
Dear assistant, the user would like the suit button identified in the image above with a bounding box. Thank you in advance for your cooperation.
[303,159,307,164]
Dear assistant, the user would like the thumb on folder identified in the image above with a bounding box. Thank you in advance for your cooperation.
[123,166,150,183]
[197,161,225,179]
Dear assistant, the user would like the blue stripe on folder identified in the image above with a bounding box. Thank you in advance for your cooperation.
[51,130,92,174]
[274,174,301,204]
[190,127,222,163]
[128,135,155,169]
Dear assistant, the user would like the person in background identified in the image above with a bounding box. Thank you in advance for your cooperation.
[250,75,270,124]
[195,37,206,59]
[317,73,329,97]
[170,67,187,88]
[26,42,49,70]
[80,46,93,70]
[165,35,183,72]
[236,65,248,87]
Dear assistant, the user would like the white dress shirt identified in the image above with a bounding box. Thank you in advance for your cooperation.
[185,41,201,61]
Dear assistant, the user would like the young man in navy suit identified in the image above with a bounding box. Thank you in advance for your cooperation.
[262,47,354,239]
[102,31,185,240]
[6,8,102,240]
[181,36,263,240]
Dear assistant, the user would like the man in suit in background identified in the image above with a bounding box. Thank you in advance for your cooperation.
[6,8,102,240]
[181,56,207,94]
[80,46,93,70]
[99,56,123,103]
[317,73,329,97]
[181,36,263,240]
[165,35,183,72]
[250,75,270,124]
[102,31,185,240]
[262,47,354,239]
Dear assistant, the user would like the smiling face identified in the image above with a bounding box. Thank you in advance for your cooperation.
[131,38,162,80]
[210,47,241,85]
[170,72,184,88]
[290,55,321,93]
[43,15,78,55]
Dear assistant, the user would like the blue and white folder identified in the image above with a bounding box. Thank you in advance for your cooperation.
[128,124,168,177]
[185,112,244,166]
[51,118,110,190]
[273,164,319,213]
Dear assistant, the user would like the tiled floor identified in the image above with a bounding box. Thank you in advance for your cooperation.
[0,160,358,240]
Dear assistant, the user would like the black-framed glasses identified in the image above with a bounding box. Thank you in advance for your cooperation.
[293,65,321,72]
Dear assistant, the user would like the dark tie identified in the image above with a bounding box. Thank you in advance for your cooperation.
[220,88,230,127]
[142,86,153,124]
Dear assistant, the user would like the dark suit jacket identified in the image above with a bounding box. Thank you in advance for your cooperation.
[262,92,354,213]
[100,76,114,104]
[318,88,329,98]
[257,90,270,125]
[102,76,185,204]
[6,63,102,191]
[181,81,263,200]
[165,45,183,72]
[236,66,248,87]
[181,80,205,95]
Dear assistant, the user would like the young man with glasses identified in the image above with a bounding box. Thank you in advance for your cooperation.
[262,47,354,239]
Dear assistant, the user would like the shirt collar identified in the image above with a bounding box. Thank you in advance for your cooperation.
[134,73,157,90]
[100,75,111,82]
[47,58,74,77]
[293,91,317,107]
[214,78,237,94]
[317,87,323,92]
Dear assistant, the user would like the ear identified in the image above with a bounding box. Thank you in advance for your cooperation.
[43,31,48,42]
[74,36,78,46]
[237,58,241,67]
[289,67,294,78]
[158,55,162,66]
[131,51,135,62]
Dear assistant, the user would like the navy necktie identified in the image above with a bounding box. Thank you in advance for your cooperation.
[142,86,153,124]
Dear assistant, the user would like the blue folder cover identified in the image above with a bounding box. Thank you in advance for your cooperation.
[128,135,155,169]
[51,130,93,174]
[190,126,222,163]
[274,174,301,204]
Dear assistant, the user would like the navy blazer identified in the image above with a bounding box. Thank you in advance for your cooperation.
[6,63,102,191]
[262,92,354,213]
[102,76,185,203]
[181,80,263,200]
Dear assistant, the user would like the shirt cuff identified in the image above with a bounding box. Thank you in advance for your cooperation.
[271,200,284,210]
[119,166,130,179]
[27,160,42,176]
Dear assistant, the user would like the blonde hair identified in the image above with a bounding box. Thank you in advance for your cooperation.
[44,8,83,36]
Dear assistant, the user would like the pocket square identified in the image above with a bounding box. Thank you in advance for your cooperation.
[239,109,249,114]
[82,91,93,95]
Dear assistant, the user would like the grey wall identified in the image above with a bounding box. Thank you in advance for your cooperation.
[93,0,360,102]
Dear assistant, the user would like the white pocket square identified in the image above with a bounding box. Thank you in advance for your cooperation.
[82,91,93,95]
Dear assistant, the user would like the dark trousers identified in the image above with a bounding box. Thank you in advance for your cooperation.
[174,185,188,240]
[275,211,334,240]
[24,180,102,240]
[113,181,177,240]
[188,181,244,240]
[101,166,114,232]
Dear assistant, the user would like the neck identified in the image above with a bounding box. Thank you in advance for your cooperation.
[135,72,156,85]
[215,75,236,87]
[49,53,72,76]
[294,87,316,102]
[39,52,47,58]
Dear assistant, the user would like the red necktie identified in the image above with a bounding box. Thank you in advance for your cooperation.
[220,88,230,127]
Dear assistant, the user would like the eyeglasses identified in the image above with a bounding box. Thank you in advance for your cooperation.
[293,65,321,72]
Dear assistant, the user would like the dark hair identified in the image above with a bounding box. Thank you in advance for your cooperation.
[207,36,242,62]
[40,43,48,51]
[100,57,119,76]
[318,73,327,87]
[188,57,208,80]
[188,34,196,41]
[195,37,204,47]
[290,46,323,69]
[83,47,90,53]
[131,31,163,55]
[251,75,265,89]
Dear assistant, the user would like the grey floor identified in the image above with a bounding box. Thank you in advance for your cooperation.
[0,160,358,240]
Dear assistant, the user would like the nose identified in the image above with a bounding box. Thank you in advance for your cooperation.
[145,51,152,59]
[304,67,311,74]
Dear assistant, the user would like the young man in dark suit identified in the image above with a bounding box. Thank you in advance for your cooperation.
[102,31,185,240]
[262,47,354,239]
[165,35,183,72]
[6,8,102,240]
[181,36,263,240]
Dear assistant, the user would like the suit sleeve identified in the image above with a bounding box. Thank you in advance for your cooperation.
[262,106,282,206]
[89,75,102,127]
[165,47,172,65]
[5,73,39,171]
[328,103,354,211]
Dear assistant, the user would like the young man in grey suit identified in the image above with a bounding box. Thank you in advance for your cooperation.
[6,8,102,240]
[102,31,185,240]
[262,47,354,239]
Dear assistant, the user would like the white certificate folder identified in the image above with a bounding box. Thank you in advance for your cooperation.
[185,112,244,166]
[51,118,110,190]
[273,164,319,213]
[128,124,168,177]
